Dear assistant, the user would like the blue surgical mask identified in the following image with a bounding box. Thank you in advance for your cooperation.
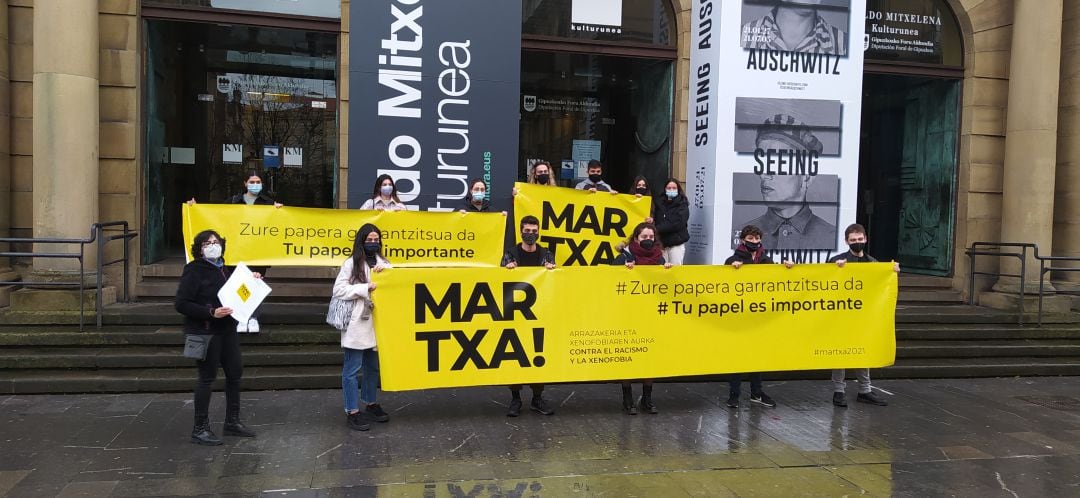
[471,191,485,202]
[665,190,678,199]
[247,184,262,195]
[380,185,393,197]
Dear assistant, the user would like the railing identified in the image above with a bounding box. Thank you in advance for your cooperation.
[967,242,1080,326]
[0,222,139,330]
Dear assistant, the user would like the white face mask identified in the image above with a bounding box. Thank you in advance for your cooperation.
[202,243,222,260]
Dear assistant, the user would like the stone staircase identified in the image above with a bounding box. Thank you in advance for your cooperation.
[0,302,1077,394]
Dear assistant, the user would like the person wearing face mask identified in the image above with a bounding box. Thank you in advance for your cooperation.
[574,160,617,193]
[724,225,794,410]
[360,174,407,211]
[651,178,690,266]
[175,230,260,445]
[334,223,393,431]
[827,223,898,408]
[501,215,556,417]
[612,222,673,415]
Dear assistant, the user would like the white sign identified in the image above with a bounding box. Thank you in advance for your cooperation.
[223,144,243,164]
[312,101,327,109]
[284,147,303,167]
[216,263,272,324]
[686,0,866,264]
[572,0,622,27]
[216,75,232,93]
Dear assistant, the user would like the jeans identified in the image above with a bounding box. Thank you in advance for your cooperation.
[194,331,243,419]
[342,348,380,413]
[727,372,762,398]
[832,368,872,393]
[663,244,686,266]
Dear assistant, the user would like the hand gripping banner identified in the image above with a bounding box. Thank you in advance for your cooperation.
[182,204,506,267]
[372,263,898,390]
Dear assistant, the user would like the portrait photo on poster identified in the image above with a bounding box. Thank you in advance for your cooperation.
[734,97,842,158]
[741,0,852,55]
[731,172,839,251]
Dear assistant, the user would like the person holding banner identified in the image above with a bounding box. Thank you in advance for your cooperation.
[334,223,392,431]
[176,229,258,445]
[186,172,282,333]
[724,225,794,409]
[501,215,556,417]
[359,174,407,211]
[651,179,690,266]
[827,223,897,408]
[612,222,672,415]
[528,161,556,187]
[460,178,508,216]
[574,160,617,193]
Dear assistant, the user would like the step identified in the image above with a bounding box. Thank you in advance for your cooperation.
[0,327,339,346]
[895,323,1080,340]
[898,275,955,288]
[140,262,338,280]
[0,365,342,394]
[872,357,1080,378]
[897,340,1080,358]
[897,289,964,303]
[0,345,344,369]
[135,281,332,300]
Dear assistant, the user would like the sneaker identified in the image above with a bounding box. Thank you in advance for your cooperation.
[725,394,739,408]
[365,403,390,422]
[236,320,248,333]
[346,412,370,431]
[247,319,260,334]
[639,396,658,415]
[856,392,888,406]
[749,392,776,408]
[530,397,554,416]
[507,398,522,417]
[832,392,848,408]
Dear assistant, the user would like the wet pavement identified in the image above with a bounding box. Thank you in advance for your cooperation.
[2,378,1079,497]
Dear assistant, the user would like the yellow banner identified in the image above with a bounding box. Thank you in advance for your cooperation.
[181,204,506,267]
[512,182,652,266]
[372,263,898,390]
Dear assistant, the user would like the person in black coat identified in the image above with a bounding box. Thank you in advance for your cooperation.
[651,178,690,265]
[175,229,259,445]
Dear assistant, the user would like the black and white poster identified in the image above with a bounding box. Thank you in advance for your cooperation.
[349,0,522,210]
[687,0,867,263]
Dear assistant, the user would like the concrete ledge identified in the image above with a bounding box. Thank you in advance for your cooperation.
[977,291,1073,313]
[8,286,117,311]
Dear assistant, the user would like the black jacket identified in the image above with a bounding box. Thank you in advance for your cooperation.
[226,192,276,205]
[724,246,774,265]
[653,195,690,248]
[175,258,237,335]
[463,198,491,212]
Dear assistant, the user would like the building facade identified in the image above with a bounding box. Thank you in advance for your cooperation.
[0,0,1077,310]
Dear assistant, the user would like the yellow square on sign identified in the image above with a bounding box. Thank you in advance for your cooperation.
[236,283,251,302]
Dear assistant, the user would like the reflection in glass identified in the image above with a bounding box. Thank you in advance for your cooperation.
[523,0,675,46]
[144,0,341,18]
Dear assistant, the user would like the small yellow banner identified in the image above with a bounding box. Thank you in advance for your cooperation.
[512,182,652,266]
[372,263,898,391]
[181,204,507,267]
[236,283,251,302]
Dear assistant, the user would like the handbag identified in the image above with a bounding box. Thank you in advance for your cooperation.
[183,334,214,360]
[326,296,357,330]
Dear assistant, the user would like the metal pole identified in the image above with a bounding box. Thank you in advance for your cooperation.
[1019,248,1026,326]
[967,247,976,305]
[123,223,130,302]
[96,225,104,328]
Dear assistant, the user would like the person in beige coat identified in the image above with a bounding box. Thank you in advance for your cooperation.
[334,223,391,431]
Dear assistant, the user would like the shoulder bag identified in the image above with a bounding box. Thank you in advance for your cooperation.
[183,334,214,360]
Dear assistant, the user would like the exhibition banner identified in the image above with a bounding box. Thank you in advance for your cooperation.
[686,0,868,264]
[348,0,522,211]
[512,182,653,266]
[181,204,505,267]
[372,263,898,390]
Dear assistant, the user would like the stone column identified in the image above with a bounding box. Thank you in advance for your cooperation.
[992,0,1064,294]
[0,0,14,304]
[31,0,99,275]
[1052,0,1080,295]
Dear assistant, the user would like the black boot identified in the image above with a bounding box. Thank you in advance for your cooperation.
[224,411,256,438]
[191,416,222,446]
[640,384,658,414]
[622,384,637,415]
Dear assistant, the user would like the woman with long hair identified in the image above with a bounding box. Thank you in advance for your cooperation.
[359,174,407,211]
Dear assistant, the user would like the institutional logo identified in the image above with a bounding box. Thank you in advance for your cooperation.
[216,75,232,94]
[571,0,623,33]
[523,95,537,112]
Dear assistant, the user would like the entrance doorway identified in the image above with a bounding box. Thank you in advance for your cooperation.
[858,74,960,276]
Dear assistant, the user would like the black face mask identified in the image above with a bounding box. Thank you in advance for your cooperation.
[522,233,539,245]
[635,187,648,195]
[588,174,603,183]
[744,241,761,251]
[640,239,656,250]
[849,242,866,253]
[535,174,550,184]
[363,242,381,255]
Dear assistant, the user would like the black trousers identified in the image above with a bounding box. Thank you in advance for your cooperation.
[193,331,243,419]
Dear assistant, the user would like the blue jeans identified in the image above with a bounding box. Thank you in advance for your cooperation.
[342,348,380,413]
[727,372,763,398]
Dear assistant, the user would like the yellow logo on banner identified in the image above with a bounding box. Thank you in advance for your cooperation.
[236,283,251,302]
[513,182,652,266]
[181,204,506,267]
[372,263,898,391]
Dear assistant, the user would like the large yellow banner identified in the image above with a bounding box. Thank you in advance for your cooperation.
[181,204,506,267]
[372,263,898,390]
[512,182,652,266]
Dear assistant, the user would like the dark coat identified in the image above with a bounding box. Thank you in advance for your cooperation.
[175,258,237,335]
[652,195,690,248]
[724,246,775,265]
[226,192,276,205]
[463,198,491,212]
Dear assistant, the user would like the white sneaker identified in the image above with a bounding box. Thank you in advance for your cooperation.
[236,320,248,333]
[247,319,260,333]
